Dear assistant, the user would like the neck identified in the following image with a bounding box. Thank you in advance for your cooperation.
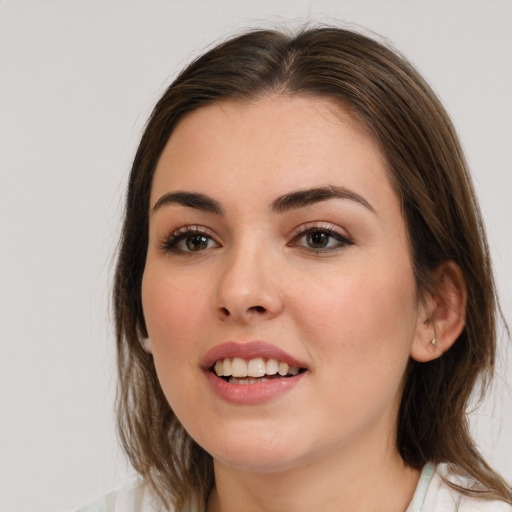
[207,431,420,512]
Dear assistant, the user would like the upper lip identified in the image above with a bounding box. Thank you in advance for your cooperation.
[201,341,308,370]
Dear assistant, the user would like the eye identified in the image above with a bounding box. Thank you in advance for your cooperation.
[160,226,220,253]
[291,225,353,252]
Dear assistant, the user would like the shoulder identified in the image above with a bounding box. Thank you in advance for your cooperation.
[76,489,119,512]
[422,464,512,512]
[76,476,176,512]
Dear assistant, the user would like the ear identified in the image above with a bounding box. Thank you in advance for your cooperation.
[410,261,467,363]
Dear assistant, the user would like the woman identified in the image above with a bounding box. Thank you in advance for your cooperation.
[82,26,512,511]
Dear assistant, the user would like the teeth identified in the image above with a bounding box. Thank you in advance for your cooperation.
[278,362,289,376]
[214,360,223,376]
[288,366,299,376]
[247,357,266,377]
[213,357,301,379]
[266,358,278,375]
[229,377,249,385]
[231,357,247,377]
[222,358,232,377]
[229,376,273,384]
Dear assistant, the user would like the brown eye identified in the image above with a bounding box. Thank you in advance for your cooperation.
[306,231,330,249]
[292,227,353,252]
[161,227,220,254]
[185,234,210,251]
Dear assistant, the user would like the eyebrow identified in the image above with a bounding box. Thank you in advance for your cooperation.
[151,185,374,216]
[152,191,223,215]
[271,185,375,214]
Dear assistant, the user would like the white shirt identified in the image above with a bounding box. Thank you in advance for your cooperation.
[77,463,512,512]
[407,464,512,512]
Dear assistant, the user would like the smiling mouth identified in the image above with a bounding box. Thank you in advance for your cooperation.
[212,357,307,384]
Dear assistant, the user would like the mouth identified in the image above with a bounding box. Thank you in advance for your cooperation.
[212,356,306,384]
[202,341,307,404]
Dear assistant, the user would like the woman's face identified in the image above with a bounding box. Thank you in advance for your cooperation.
[142,95,425,472]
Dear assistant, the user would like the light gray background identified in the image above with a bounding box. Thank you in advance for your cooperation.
[0,1,510,511]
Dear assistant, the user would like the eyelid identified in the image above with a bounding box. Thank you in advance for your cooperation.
[159,224,219,253]
[292,221,350,238]
[289,222,354,251]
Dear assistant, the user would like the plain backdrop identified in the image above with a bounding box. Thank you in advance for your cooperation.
[0,1,511,511]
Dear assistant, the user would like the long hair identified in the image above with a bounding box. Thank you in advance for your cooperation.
[113,27,511,509]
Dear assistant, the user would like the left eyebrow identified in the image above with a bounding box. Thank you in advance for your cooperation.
[151,191,223,215]
[271,185,375,214]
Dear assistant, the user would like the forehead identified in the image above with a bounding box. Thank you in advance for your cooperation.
[151,94,394,210]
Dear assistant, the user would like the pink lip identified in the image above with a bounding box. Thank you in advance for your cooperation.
[204,371,305,405]
[201,341,308,405]
[201,341,307,370]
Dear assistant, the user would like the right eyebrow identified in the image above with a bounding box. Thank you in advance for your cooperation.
[271,185,375,214]
[151,191,223,215]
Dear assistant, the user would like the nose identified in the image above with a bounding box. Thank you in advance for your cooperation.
[212,243,283,323]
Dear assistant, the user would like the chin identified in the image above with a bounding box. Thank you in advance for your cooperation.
[213,450,302,474]
[198,430,312,474]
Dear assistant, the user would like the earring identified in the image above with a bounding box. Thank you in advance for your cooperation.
[141,338,152,353]
[431,338,437,346]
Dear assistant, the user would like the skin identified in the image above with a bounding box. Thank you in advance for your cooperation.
[141,95,464,512]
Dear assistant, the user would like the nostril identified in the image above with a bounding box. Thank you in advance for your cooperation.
[216,304,270,321]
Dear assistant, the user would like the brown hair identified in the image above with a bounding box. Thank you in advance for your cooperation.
[114,26,511,509]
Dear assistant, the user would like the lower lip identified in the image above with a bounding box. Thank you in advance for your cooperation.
[204,371,305,405]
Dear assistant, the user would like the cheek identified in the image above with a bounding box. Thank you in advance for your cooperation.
[291,266,418,424]
[290,263,418,365]
[142,266,206,337]
[141,268,209,425]
[141,267,210,382]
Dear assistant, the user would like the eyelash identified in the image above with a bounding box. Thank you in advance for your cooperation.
[159,225,218,253]
[159,223,354,254]
[290,224,354,253]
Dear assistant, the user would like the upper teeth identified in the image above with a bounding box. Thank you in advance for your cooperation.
[214,357,300,378]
